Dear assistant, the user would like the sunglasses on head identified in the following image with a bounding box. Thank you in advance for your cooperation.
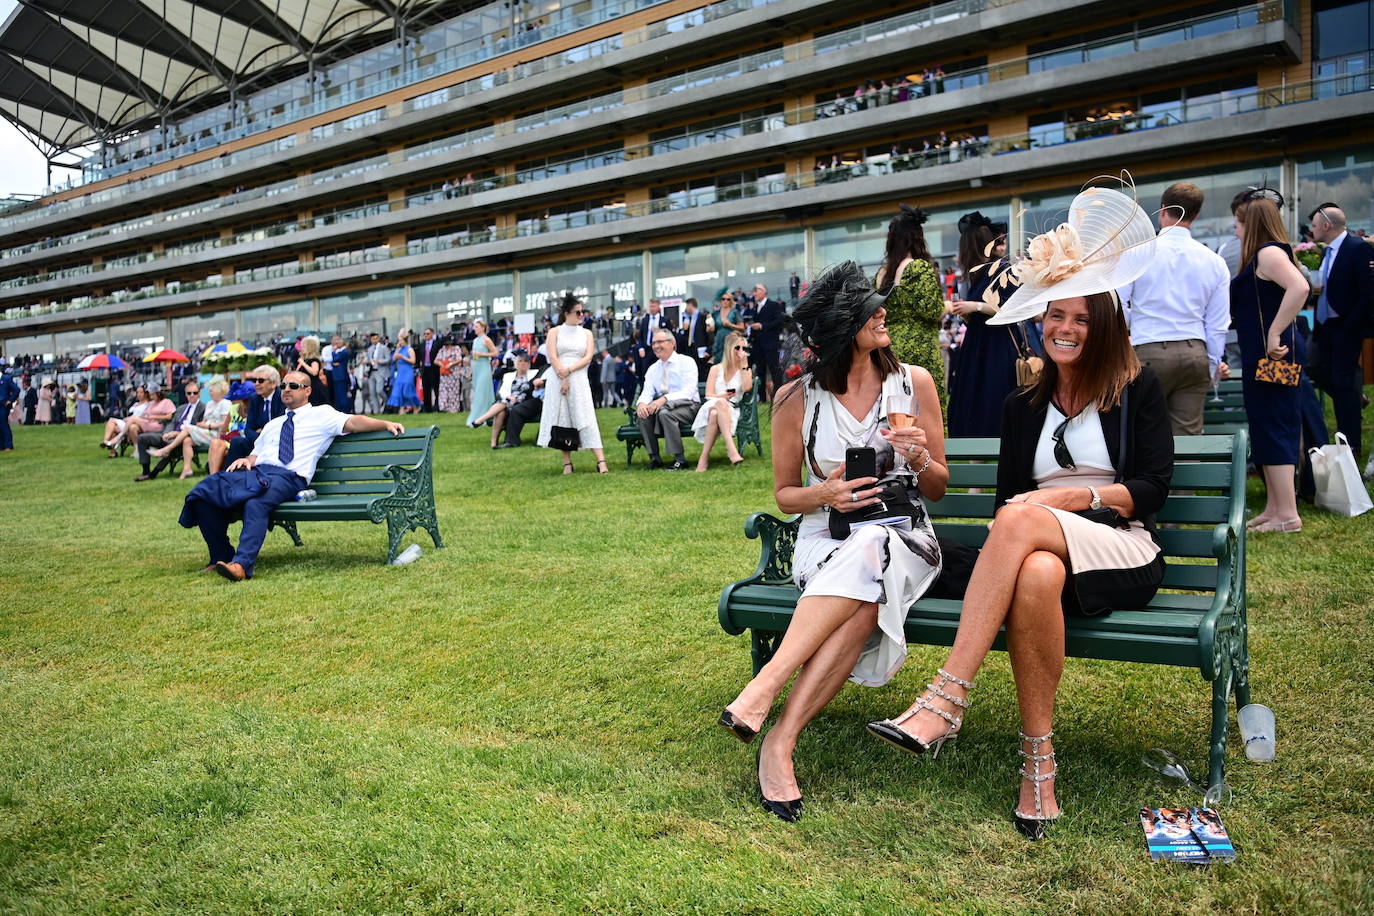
[282,382,309,390]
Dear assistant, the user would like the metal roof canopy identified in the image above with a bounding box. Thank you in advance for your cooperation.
[0,0,461,167]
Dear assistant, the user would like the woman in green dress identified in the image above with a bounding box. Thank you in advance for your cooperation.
[873,204,949,414]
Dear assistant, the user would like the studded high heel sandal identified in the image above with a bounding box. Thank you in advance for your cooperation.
[1014,730,1059,840]
[866,668,975,759]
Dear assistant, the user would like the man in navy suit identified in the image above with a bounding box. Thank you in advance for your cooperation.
[418,328,441,413]
[748,283,786,402]
[1308,203,1374,454]
[0,365,18,450]
[209,365,287,472]
[677,297,712,382]
[634,299,666,380]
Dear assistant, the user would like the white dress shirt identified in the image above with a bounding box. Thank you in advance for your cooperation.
[251,403,350,481]
[638,352,700,404]
[1119,225,1231,374]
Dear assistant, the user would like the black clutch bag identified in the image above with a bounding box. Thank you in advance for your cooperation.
[828,478,924,540]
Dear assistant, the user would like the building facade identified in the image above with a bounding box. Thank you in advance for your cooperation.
[1,0,1371,364]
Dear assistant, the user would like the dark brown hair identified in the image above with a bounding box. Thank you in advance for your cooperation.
[959,224,998,284]
[1160,182,1204,223]
[877,212,934,293]
[1030,291,1140,411]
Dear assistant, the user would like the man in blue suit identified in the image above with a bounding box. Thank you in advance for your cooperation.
[181,370,404,580]
[1308,203,1374,455]
[0,365,18,450]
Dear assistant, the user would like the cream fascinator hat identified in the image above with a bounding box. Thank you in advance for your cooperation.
[988,177,1163,326]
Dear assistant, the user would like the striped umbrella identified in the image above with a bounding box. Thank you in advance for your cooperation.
[206,341,250,354]
[76,353,129,370]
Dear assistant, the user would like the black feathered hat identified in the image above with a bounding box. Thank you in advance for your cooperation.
[793,261,886,373]
[957,210,995,235]
[896,202,929,227]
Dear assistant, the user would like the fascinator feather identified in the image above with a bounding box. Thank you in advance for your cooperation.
[793,261,887,373]
[988,174,1163,326]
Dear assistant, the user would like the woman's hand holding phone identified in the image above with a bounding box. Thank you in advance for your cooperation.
[820,464,880,512]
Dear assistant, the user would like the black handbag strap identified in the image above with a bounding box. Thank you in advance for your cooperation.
[1115,386,1128,485]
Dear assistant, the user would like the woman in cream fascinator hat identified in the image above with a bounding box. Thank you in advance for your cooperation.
[867,176,1177,840]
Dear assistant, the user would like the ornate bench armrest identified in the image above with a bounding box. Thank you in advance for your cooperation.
[743,512,803,585]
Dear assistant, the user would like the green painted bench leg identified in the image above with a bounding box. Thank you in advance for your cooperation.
[383,512,407,565]
[751,630,782,675]
[1207,666,1233,791]
[422,507,444,549]
[1233,623,1252,711]
[625,438,637,469]
[272,519,303,548]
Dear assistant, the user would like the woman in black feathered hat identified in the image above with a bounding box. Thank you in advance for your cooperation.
[873,204,949,413]
[718,260,949,823]
[946,210,1029,437]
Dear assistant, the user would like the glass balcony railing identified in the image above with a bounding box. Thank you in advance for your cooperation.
[0,0,1296,282]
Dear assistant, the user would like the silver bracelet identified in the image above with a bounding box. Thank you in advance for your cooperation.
[912,447,932,479]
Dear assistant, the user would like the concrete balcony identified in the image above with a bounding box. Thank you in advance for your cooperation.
[0,0,1146,246]
[3,85,1365,333]
[0,2,1295,285]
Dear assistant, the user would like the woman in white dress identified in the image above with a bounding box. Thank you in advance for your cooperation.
[537,294,608,474]
[150,379,233,478]
[692,331,753,471]
[718,261,947,822]
[100,384,150,456]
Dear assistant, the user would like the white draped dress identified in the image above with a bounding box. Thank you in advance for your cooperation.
[791,368,943,687]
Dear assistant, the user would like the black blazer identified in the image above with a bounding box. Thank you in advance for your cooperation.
[754,298,785,347]
[248,390,286,432]
[636,313,667,350]
[677,310,710,353]
[995,367,1174,528]
[1323,234,1374,332]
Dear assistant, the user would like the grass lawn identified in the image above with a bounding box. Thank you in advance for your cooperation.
[2,407,1372,914]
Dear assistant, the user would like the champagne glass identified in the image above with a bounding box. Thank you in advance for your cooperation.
[885,392,916,470]
[1142,747,1234,807]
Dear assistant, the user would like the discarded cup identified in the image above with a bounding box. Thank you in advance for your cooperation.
[1237,704,1276,762]
[391,544,422,566]
[1142,747,1234,807]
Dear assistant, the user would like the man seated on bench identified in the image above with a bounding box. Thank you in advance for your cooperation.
[864,184,1174,840]
[179,370,405,581]
[635,329,701,470]
[133,383,205,481]
[208,365,285,474]
[493,353,546,448]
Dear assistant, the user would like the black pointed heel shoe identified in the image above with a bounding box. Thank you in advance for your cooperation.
[718,708,758,744]
[1013,729,1060,840]
[760,795,803,823]
[866,668,975,760]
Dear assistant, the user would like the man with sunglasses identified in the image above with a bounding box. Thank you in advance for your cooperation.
[1307,202,1374,456]
[180,370,406,581]
[208,365,286,473]
[134,383,206,481]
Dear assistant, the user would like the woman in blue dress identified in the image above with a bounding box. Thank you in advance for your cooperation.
[946,211,1024,437]
[387,330,421,414]
[466,319,498,425]
[1229,190,1309,533]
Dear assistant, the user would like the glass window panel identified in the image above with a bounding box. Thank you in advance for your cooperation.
[1297,146,1374,235]
[3,333,55,362]
[319,287,404,340]
[1315,1,1372,59]
[650,229,804,308]
[412,272,517,324]
[171,309,236,354]
[53,327,108,361]
[239,300,314,347]
[109,319,168,363]
[521,253,641,316]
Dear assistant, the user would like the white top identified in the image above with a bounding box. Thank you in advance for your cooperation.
[638,352,700,404]
[1032,402,1113,483]
[252,403,350,481]
[1119,225,1231,375]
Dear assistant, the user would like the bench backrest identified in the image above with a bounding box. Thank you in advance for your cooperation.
[309,427,437,496]
[934,432,1247,596]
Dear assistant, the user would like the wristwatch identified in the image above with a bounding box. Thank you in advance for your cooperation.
[1087,486,1103,510]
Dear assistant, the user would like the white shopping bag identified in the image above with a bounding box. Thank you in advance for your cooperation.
[1309,433,1374,517]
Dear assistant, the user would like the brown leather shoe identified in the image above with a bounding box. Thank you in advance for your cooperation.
[213,561,248,581]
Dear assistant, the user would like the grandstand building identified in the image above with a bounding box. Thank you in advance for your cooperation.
[0,0,1371,363]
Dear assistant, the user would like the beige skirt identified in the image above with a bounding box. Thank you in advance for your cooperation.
[1030,505,1165,616]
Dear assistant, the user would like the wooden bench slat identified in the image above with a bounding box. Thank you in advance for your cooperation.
[1156,495,1234,523]
[312,482,396,495]
[324,437,433,455]
[311,466,402,483]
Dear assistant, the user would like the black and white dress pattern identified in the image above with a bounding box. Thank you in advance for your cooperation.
[793,368,942,687]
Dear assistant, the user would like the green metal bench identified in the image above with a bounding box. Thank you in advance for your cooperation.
[718,432,1250,790]
[269,426,443,564]
[614,376,763,467]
